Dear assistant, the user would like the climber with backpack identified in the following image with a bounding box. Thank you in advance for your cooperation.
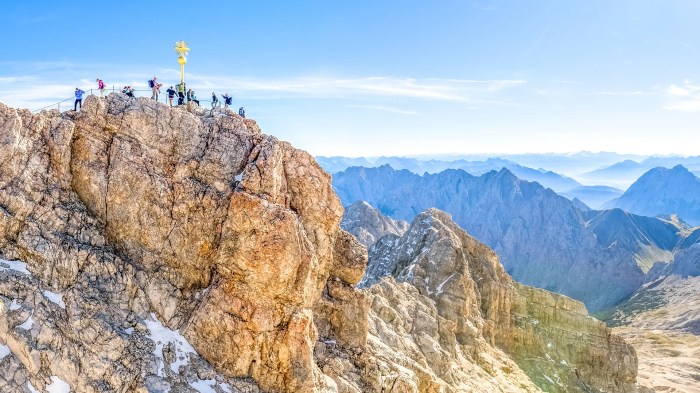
[239,107,245,118]
[96,79,106,97]
[211,92,219,109]
[176,82,186,105]
[149,77,158,100]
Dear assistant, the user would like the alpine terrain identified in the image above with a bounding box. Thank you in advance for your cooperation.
[0,95,652,392]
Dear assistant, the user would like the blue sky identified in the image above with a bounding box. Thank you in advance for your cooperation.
[2,0,700,157]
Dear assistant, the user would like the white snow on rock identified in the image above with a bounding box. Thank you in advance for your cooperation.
[43,290,66,309]
[145,313,197,375]
[9,299,21,311]
[189,379,216,393]
[46,376,71,393]
[0,344,11,360]
[27,382,40,393]
[17,315,34,330]
[220,383,233,393]
[435,272,457,295]
[0,259,30,275]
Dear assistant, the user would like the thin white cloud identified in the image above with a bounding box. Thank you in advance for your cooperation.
[0,61,526,111]
[594,91,647,96]
[663,80,700,112]
[178,72,526,103]
[345,104,418,115]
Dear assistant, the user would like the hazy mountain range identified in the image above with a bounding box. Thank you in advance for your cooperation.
[333,165,700,312]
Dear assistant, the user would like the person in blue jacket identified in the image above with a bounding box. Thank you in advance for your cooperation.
[222,93,232,108]
[74,88,86,111]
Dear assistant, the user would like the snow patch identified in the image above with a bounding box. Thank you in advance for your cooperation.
[220,383,233,393]
[145,313,197,376]
[27,382,40,393]
[189,379,216,393]
[0,344,11,360]
[124,327,134,335]
[43,290,66,309]
[9,299,21,310]
[46,376,71,393]
[0,259,30,275]
[435,273,457,295]
[544,375,555,384]
[17,315,34,330]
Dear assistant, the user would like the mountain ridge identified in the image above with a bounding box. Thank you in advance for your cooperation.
[333,165,700,311]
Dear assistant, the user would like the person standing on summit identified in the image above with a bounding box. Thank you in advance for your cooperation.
[176,82,186,105]
[166,86,177,107]
[96,78,106,97]
[74,88,85,111]
[149,76,159,100]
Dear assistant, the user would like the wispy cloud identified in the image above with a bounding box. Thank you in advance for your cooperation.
[176,72,526,103]
[345,104,418,115]
[0,61,526,111]
[593,90,649,96]
[662,80,700,111]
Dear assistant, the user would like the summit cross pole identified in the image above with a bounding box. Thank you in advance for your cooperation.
[174,40,190,85]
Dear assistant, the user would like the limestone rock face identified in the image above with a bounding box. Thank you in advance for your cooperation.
[340,201,409,248]
[0,95,365,392]
[365,209,648,393]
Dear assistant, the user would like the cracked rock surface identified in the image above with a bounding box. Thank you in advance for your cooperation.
[0,95,364,392]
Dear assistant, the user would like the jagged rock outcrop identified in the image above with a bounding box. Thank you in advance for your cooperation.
[340,201,409,248]
[0,95,366,392]
[364,209,649,393]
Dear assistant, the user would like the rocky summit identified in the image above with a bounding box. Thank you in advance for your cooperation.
[0,95,648,392]
[363,208,647,393]
[340,201,409,248]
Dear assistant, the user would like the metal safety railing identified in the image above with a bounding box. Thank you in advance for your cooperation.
[31,86,232,113]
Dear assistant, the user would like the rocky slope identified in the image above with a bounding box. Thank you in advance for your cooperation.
[362,208,647,392]
[0,95,650,392]
[0,95,374,392]
[605,165,700,226]
[340,201,408,248]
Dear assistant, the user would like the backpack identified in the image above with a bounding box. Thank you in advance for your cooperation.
[148,79,155,88]
[225,97,232,105]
